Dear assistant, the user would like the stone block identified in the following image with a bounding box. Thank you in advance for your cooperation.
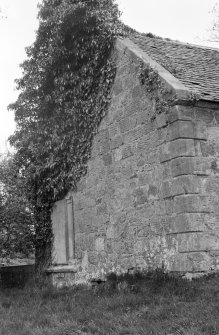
[119,115,137,133]
[148,185,159,200]
[134,239,145,254]
[99,139,110,154]
[85,197,96,208]
[157,128,168,146]
[134,188,148,206]
[207,126,219,142]
[98,129,109,141]
[102,154,112,166]
[168,105,196,124]
[161,175,200,199]
[123,100,137,117]
[124,125,145,143]
[114,147,123,161]
[88,252,99,265]
[110,136,123,149]
[210,159,219,176]
[204,177,219,196]
[136,135,150,154]
[199,126,219,158]
[162,162,171,179]
[156,113,167,129]
[132,84,145,99]
[200,142,218,157]
[209,250,219,257]
[171,252,212,272]
[137,108,150,125]
[174,194,214,214]
[85,234,96,251]
[138,172,151,186]
[160,139,195,163]
[109,122,120,138]
[178,232,219,252]
[112,78,123,96]
[143,121,155,135]
[122,145,134,159]
[106,225,116,239]
[195,108,215,124]
[170,157,211,177]
[213,110,219,124]
[168,120,207,141]
[167,213,211,233]
[76,179,86,192]
[96,202,107,215]
[74,199,84,211]
[161,181,171,199]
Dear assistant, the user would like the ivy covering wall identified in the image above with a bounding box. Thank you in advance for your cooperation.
[9,0,123,268]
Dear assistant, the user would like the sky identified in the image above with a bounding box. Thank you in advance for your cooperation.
[0,0,218,147]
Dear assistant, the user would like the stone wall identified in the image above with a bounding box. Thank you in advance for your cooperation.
[72,42,170,282]
[163,105,219,272]
[51,40,219,284]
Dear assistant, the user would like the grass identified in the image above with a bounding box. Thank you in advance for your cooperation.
[1,270,219,335]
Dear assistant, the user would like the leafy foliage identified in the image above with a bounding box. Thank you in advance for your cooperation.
[9,0,122,267]
[0,155,35,259]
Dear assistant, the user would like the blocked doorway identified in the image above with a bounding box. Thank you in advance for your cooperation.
[51,197,75,265]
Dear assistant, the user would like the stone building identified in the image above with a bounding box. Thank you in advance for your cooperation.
[47,34,219,286]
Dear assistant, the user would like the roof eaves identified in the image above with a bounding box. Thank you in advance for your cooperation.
[116,38,194,103]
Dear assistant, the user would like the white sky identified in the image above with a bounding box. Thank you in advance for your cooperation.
[0,0,218,145]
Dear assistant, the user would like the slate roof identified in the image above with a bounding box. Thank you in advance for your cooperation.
[130,34,219,103]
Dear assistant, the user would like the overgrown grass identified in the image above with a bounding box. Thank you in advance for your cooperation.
[1,270,219,335]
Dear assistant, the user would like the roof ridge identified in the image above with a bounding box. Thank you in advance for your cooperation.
[133,33,219,52]
[129,33,219,103]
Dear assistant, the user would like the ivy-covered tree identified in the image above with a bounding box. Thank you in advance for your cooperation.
[9,0,122,268]
[0,155,35,260]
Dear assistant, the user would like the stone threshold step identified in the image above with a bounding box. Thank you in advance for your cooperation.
[46,265,78,273]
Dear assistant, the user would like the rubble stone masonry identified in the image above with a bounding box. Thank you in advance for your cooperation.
[51,40,219,285]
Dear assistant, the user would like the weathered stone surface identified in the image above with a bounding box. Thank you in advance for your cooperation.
[167,213,217,234]
[51,40,219,285]
[171,252,215,272]
[168,105,196,124]
[168,120,207,141]
[156,113,167,129]
[178,232,219,252]
[170,157,211,177]
[95,237,105,252]
[174,194,214,214]
[119,115,137,133]
[110,136,123,149]
[161,175,201,199]
[160,139,195,163]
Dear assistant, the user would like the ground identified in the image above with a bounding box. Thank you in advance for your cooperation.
[0,271,219,335]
